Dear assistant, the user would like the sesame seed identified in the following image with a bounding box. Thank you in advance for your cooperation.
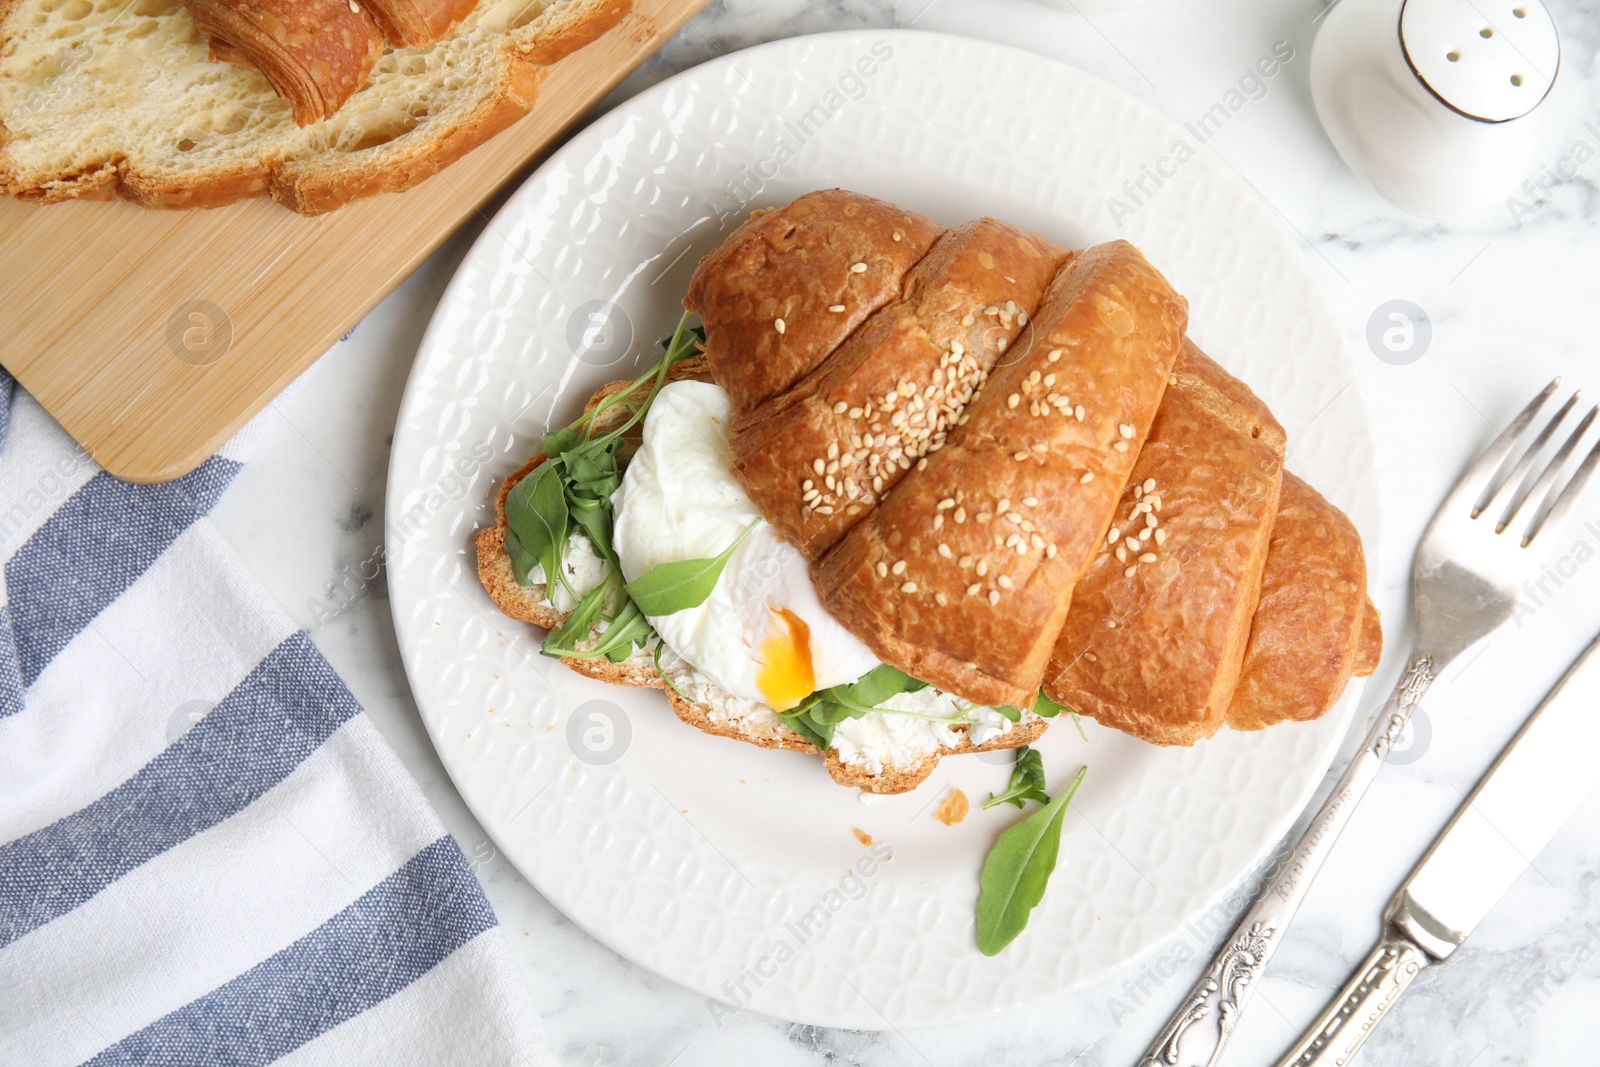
[826,461,839,475]
[1043,375,1056,387]
[936,593,948,606]
[1033,443,1048,453]
[850,262,868,273]
[951,341,964,357]
[997,338,1007,351]
[1022,495,1038,508]
[1107,528,1120,544]
[933,513,945,530]
[1125,538,1140,552]
[918,457,928,471]
[1124,565,1137,578]
[1139,552,1157,564]
[803,489,820,502]
[976,560,989,577]
[1116,546,1127,563]
[997,499,1010,513]
[1020,519,1035,533]
[1018,311,1029,326]
[1143,479,1156,492]
[1007,394,1021,410]
[1139,527,1152,542]
[967,583,981,597]
[892,560,907,575]
[1080,471,1094,484]
[1046,543,1057,559]
[774,318,786,334]
[1155,528,1167,544]
[892,231,903,241]
[962,314,975,327]
[1048,349,1062,362]
[937,498,956,510]
[824,475,835,490]
[954,507,967,523]
[1169,373,1178,385]
[817,505,834,515]
[849,407,863,418]
[998,574,1014,589]
[876,562,888,578]
[803,479,814,490]
[833,401,848,414]
[1146,514,1158,528]
[1119,423,1135,439]
[828,304,846,313]
[1114,442,1129,452]
[958,555,973,568]
[988,591,1000,606]
[937,543,953,559]
[1075,405,1085,421]
[827,442,839,459]
[1006,533,1021,548]
[901,581,918,593]
[1031,533,1044,549]
[1014,451,1029,461]
[986,305,999,315]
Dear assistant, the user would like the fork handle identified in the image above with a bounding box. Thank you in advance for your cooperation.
[1136,652,1438,1067]
[1273,930,1431,1067]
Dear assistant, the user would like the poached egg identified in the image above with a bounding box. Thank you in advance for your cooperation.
[612,381,879,710]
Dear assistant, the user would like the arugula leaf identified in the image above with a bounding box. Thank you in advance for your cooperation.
[1071,711,1088,742]
[1032,689,1067,718]
[624,519,761,616]
[983,746,1049,810]
[505,461,570,588]
[976,765,1087,956]
[779,699,836,749]
[998,687,1070,722]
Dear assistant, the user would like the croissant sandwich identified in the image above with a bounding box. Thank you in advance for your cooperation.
[477,189,1382,794]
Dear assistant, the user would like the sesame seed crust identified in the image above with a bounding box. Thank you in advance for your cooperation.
[816,240,1187,708]
[727,217,1060,563]
[1044,340,1287,746]
[685,188,946,414]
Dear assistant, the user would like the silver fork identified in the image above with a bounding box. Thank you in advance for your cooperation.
[1138,378,1600,1067]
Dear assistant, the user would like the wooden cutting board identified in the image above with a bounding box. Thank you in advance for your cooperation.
[0,0,706,483]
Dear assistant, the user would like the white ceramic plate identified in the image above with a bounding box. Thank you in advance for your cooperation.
[387,30,1381,1030]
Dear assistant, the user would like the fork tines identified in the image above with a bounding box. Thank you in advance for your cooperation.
[1467,377,1600,546]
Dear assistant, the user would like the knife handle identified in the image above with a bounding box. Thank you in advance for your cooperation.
[1135,653,1437,1067]
[1274,931,1431,1067]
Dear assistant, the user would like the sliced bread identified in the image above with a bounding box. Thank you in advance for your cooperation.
[0,0,629,212]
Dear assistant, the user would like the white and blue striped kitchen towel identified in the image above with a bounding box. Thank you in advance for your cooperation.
[0,370,554,1067]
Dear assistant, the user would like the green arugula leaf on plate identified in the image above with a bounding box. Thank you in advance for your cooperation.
[975,765,1087,956]
[983,746,1048,810]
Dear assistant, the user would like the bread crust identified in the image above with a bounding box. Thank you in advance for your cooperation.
[684,188,946,414]
[184,0,384,126]
[817,240,1189,708]
[1046,342,1286,746]
[473,355,1044,793]
[1225,472,1378,731]
[275,53,546,213]
[0,0,631,212]
[729,218,1063,560]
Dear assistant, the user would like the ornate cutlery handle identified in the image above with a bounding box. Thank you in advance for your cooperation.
[1274,931,1431,1067]
[1137,653,1436,1067]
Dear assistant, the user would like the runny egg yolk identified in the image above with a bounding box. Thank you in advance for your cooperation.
[756,606,816,711]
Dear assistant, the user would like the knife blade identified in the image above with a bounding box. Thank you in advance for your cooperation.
[1277,628,1600,1067]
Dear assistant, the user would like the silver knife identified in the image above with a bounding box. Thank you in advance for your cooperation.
[1275,628,1600,1067]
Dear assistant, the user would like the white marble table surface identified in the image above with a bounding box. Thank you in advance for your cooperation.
[208,1,1600,1063]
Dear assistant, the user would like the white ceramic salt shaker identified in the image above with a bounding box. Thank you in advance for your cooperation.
[1311,0,1559,222]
